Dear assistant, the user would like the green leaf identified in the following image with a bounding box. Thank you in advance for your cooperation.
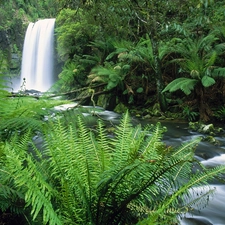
[201,76,215,87]
[162,77,198,95]
[122,64,130,71]
[136,87,144,93]
[106,48,128,61]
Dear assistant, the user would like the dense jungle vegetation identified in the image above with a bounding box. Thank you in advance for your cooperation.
[1,0,225,122]
[54,0,225,122]
[1,0,225,224]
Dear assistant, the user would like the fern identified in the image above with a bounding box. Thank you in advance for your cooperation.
[2,111,225,225]
[89,65,123,90]
[0,93,69,140]
[3,133,62,225]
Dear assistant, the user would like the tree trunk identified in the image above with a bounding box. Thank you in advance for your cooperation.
[197,86,212,122]
[149,15,167,112]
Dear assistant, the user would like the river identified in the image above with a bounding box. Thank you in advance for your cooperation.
[158,120,225,225]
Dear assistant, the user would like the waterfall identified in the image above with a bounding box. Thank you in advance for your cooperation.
[20,18,56,92]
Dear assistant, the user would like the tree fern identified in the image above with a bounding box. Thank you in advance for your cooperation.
[89,65,124,90]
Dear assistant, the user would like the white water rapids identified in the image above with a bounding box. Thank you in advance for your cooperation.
[161,122,225,225]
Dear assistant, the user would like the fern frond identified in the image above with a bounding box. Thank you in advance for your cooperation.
[198,34,217,52]
[140,122,165,158]
[4,135,62,225]
[204,50,217,67]
[95,119,112,171]
[90,66,122,90]
[0,182,25,214]
[162,77,198,95]
[106,48,128,61]
[111,111,134,165]
[81,54,101,65]
[214,43,225,55]
[172,137,201,158]
[0,93,69,140]
[201,75,215,87]
[212,67,225,78]
[44,117,88,223]
[2,111,224,225]
[153,165,225,223]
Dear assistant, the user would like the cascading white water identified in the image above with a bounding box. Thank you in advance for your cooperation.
[161,123,225,225]
[20,18,56,92]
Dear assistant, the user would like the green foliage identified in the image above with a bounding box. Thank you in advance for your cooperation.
[56,8,100,61]
[52,0,225,119]
[0,0,59,29]
[213,106,225,121]
[0,148,25,215]
[212,67,225,78]
[169,34,221,78]
[0,61,69,140]
[0,94,69,140]
[182,106,199,121]
[53,61,85,92]
[201,75,215,87]
[163,32,225,121]
[89,65,127,91]
[1,111,225,224]
[163,77,198,95]
[87,36,171,105]
[87,39,134,93]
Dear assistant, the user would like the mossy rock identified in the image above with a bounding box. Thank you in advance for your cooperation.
[203,136,221,145]
[114,102,128,114]
[189,122,223,135]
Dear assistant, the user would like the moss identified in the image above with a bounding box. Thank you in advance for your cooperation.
[114,102,128,114]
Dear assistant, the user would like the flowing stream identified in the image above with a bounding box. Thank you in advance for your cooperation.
[154,120,225,225]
